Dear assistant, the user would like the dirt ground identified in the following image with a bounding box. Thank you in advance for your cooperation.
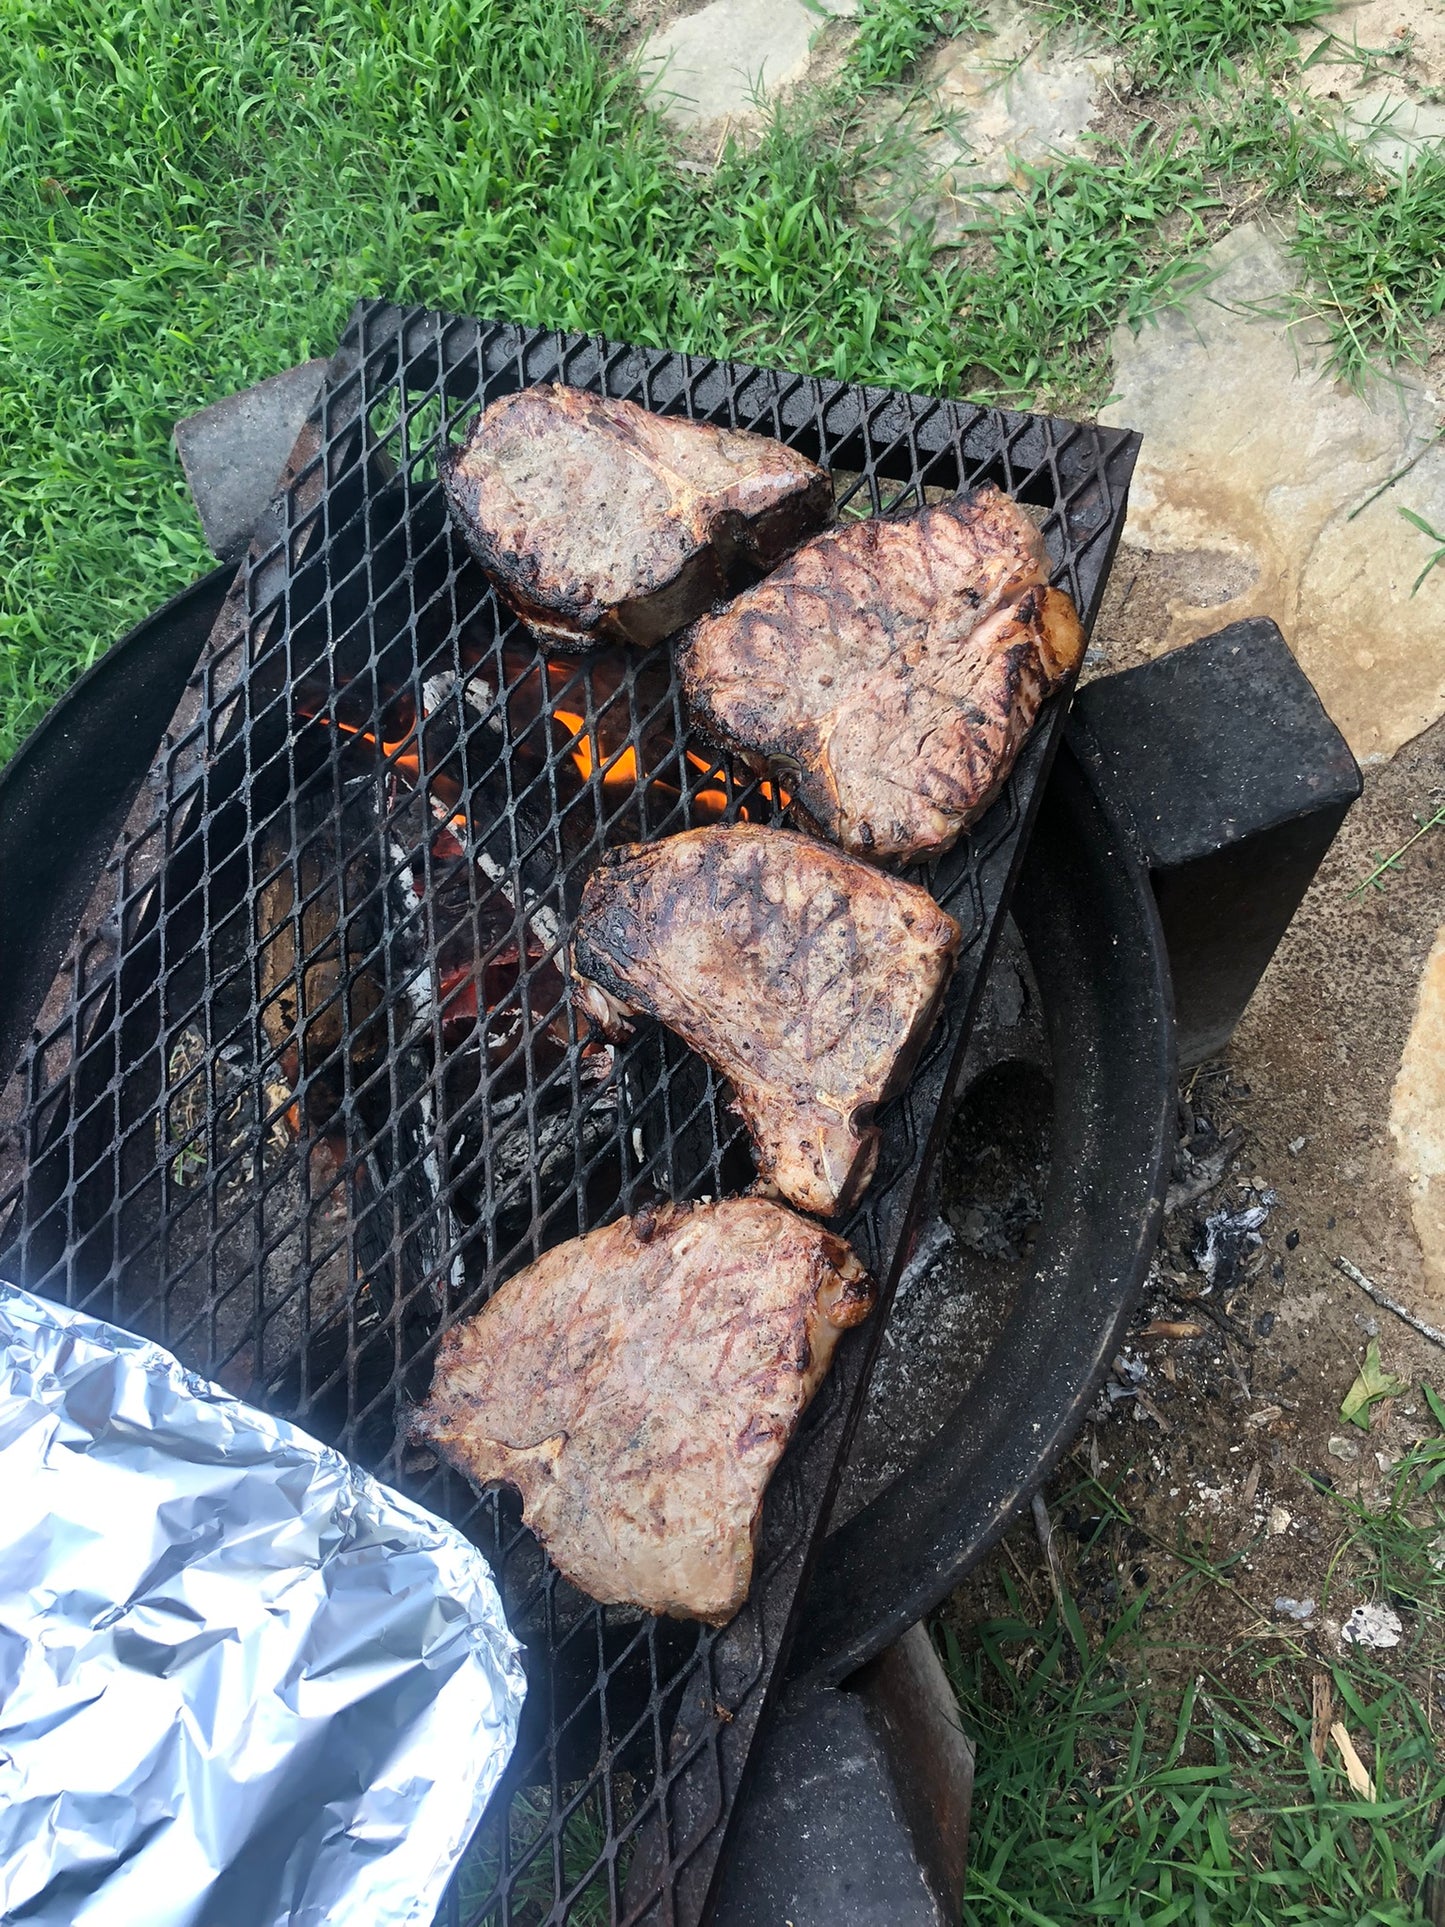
[945,570,1444,1717]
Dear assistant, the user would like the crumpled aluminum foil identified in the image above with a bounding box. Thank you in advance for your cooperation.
[0,1279,526,1926]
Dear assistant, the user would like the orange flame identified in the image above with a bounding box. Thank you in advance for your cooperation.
[549,711,789,820]
[552,708,641,790]
[691,751,791,813]
[305,711,422,780]
[684,751,730,816]
[304,696,788,822]
[685,752,791,817]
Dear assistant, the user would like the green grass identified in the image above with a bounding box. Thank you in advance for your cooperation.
[1040,9,1445,390]
[1043,0,1332,80]
[845,0,985,89]
[1185,81,1445,387]
[964,132,1220,396]
[1399,511,1445,596]
[452,1783,620,1924]
[0,0,1269,764]
[703,109,1225,391]
[1289,148,1445,383]
[0,0,711,761]
[945,1417,1445,1923]
[0,1,1437,761]
[951,1606,1444,1924]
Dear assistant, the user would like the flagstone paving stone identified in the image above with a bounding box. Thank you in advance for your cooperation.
[638,0,853,130]
[875,1,1114,239]
[1302,0,1445,100]
[1391,925,1445,1302]
[1335,87,1445,172]
[1100,221,1445,767]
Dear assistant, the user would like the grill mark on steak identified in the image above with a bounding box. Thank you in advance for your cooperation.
[439,385,832,652]
[408,1197,874,1622]
[677,485,1086,862]
[571,824,961,1217]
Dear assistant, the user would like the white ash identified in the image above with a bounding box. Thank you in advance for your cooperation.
[1193,1191,1277,1287]
[1341,1602,1403,1649]
[897,1217,955,1295]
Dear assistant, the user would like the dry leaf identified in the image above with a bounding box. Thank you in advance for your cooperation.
[1340,1340,1406,1430]
[1140,1320,1205,1340]
[1330,1721,1376,1800]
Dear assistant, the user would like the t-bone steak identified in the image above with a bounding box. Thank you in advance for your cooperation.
[408,1197,875,1623]
[678,485,1086,862]
[439,385,832,651]
[572,824,961,1217]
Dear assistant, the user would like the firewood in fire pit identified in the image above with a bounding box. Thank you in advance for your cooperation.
[446,1083,618,1252]
[439,385,833,651]
[255,779,389,1131]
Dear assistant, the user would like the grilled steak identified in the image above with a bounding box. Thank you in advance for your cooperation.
[409,1197,874,1622]
[439,385,832,651]
[572,824,961,1216]
[678,485,1086,862]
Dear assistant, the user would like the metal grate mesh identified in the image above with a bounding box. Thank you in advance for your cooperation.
[0,302,1137,1926]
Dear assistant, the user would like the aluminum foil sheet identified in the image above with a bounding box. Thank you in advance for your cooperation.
[0,1280,526,1926]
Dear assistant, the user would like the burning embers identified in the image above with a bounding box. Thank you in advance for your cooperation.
[281,643,774,1115]
[237,634,774,1427]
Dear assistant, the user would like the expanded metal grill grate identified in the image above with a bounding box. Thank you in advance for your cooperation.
[0,302,1137,1925]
